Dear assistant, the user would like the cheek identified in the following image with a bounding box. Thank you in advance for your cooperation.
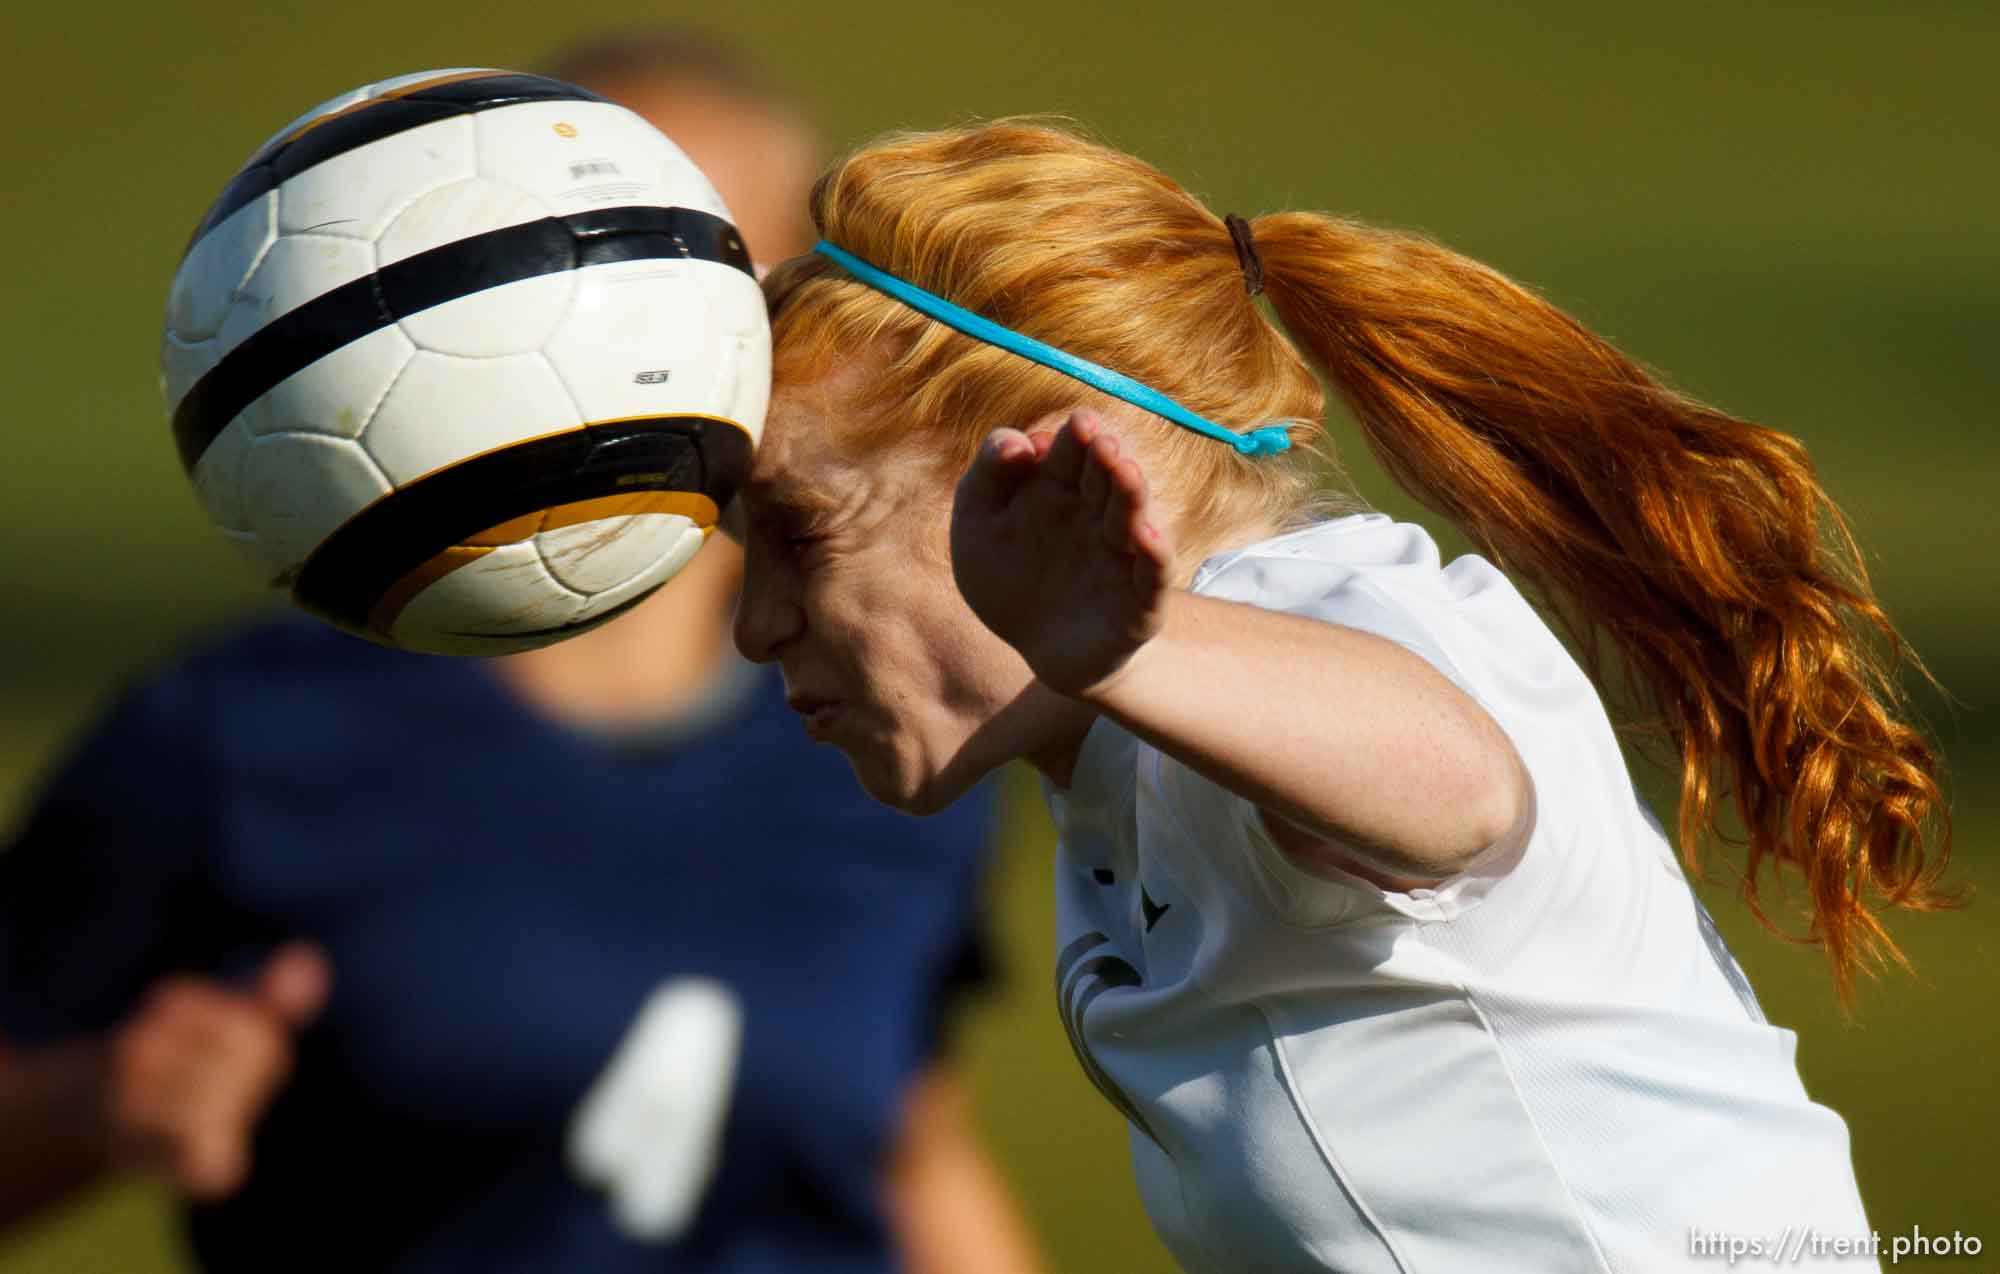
[808,553,964,687]
[796,561,906,690]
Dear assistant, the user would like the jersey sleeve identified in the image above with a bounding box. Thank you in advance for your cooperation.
[0,675,221,1044]
[1150,525,1528,926]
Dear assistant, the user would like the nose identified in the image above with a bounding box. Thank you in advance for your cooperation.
[733,547,805,665]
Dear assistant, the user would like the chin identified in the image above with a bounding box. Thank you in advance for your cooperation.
[841,745,959,818]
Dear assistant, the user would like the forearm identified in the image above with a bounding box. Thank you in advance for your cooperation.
[0,1038,117,1228]
[885,1069,1047,1274]
[1077,591,1527,878]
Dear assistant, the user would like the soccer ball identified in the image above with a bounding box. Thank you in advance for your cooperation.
[160,69,769,655]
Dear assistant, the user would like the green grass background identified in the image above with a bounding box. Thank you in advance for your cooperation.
[1,1,1994,1269]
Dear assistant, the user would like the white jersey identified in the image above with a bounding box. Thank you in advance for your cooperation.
[1044,515,1872,1274]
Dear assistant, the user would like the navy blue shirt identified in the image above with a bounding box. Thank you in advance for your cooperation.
[0,618,995,1273]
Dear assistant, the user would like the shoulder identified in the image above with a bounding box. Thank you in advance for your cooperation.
[54,616,476,783]
[155,613,481,721]
[171,612,436,687]
[1193,516,1471,686]
[1193,515,1507,621]
[1193,515,1576,699]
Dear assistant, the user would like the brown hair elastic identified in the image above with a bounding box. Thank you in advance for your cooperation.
[1225,213,1264,297]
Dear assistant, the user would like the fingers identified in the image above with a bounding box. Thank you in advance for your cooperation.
[1097,446,1172,583]
[1130,518,1172,597]
[1038,410,1098,486]
[257,940,332,1029]
[1030,410,1176,578]
[986,427,1036,464]
[1098,448,1139,548]
[179,1119,254,1201]
[956,428,1039,518]
[108,971,307,1201]
[982,409,1176,582]
[1077,431,1112,510]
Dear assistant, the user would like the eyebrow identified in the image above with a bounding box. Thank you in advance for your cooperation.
[747,479,840,519]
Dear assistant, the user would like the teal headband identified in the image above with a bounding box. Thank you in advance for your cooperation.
[811,240,1292,457]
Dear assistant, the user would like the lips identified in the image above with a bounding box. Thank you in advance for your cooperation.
[785,695,843,740]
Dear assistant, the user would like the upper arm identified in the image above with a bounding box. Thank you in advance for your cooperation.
[1147,706,1532,928]
[1257,771,1534,894]
[1251,640,1535,886]
[1249,613,1532,880]
[0,684,214,1042]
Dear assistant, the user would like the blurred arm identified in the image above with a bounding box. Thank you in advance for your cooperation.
[0,1036,117,1226]
[0,944,329,1232]
[883,1066,1047,1274]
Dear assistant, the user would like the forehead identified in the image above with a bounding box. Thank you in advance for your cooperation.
[746,357,956,527]
[745,361,869,508]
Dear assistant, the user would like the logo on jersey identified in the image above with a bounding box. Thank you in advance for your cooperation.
[1055,931,1159,1146]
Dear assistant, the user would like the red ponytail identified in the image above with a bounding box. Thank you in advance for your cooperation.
[1253,211,1956,999]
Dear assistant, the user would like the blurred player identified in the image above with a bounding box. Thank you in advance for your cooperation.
[0,32,1044,1274]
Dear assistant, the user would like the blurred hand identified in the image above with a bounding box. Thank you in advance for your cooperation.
[951,411,1173,697]
[100,941,331,1201]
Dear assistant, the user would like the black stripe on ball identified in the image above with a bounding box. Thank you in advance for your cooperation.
[171,204,753,473]
[291,413,752,640]
[184,72,609,255]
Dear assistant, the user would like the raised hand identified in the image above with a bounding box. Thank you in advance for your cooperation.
[103,941,331,1200]
[950,411,1174,697]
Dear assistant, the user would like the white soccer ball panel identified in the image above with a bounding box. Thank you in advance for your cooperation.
[543,259,725,423]
[726,321,771,449]
[387,540,588,654]
[215,527,267,578]
[474,101,731,222]
[706,267,771,447]
[360,350,581,484]
[252,68,497,154]
[216,234,375,366]
[535,513,700,596]
[257,324,415,439]
[165,194,276,347]
[375,172,552,266]
[388,254,574,358]
[240,433,391,581]
[578,524,711,615]
[278,114,477,242]
[161,332,218,415]
[190,418,256,532]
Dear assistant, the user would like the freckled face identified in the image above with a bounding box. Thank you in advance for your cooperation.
[732,371,1073,814]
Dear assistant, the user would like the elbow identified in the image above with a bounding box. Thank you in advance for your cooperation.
[1456,744,1534,870]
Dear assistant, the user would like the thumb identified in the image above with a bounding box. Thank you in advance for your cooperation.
[178,1124,253,1202]
[955,428,1037,518]
[255,941,332,1030]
